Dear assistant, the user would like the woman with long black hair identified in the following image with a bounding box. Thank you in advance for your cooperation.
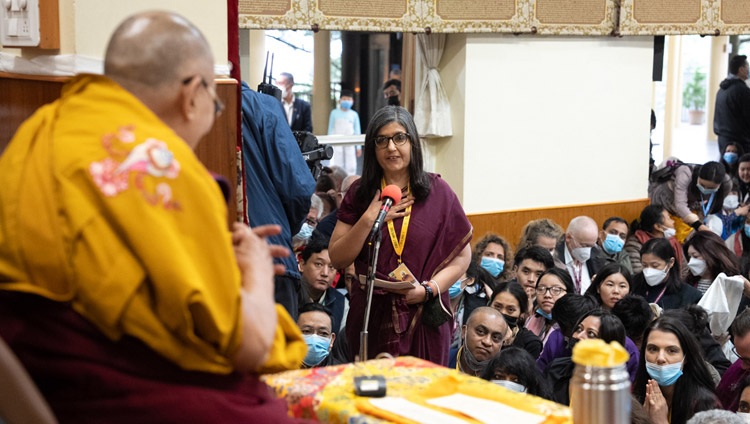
[633,316,719,424]
[631,238,702,310]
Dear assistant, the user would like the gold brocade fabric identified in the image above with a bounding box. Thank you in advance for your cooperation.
[263,356,571,423]
[0,74,304,374]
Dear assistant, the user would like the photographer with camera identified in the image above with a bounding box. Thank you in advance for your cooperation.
[241,81,316,320]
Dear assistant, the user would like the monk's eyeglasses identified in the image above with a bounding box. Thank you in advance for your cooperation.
[183,76,225,117]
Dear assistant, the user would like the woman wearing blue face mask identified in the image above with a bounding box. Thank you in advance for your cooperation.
[721,142,744,182]
[448,262,496,350]
[633,316,720,424]
[474,233,513,281]
[631,238,702,311]
[650,160,731,243]
[480,347,552,400]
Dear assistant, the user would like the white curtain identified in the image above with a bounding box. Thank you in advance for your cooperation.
[414,33,452,138]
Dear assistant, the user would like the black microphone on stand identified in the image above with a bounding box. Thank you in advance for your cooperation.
[359,184,403,370]
[369,184,402,240]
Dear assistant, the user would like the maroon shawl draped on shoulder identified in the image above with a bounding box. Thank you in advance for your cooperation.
[0,292,305,423]
[338,173,472,365]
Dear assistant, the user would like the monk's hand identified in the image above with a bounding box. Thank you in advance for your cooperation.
[232,223,289,283]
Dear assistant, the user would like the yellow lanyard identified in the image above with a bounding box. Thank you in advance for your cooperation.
[382,178,411,263]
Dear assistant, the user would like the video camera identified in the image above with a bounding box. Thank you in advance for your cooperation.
[294,131,333,180]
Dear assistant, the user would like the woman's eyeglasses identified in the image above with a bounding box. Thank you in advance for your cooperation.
[535,286,566,296]
[374,132,410,149]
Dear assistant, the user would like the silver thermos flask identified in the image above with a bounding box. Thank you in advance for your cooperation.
[569,362,631,424]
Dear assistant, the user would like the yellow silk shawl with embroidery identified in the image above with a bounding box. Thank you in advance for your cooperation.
[0,75,305,374]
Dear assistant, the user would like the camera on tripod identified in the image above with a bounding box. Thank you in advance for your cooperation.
[293,131,333,180]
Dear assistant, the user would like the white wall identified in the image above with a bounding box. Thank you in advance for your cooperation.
[435,34,654,214]
[1,1,227,68]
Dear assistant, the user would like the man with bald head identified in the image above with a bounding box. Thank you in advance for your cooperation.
[0,11,305,422]
[554,216,603,294]
[449,306,508,377]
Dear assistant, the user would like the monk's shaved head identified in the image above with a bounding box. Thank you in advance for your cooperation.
[104,11,212,88]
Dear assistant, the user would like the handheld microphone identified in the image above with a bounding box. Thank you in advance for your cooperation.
[370,185,402,239]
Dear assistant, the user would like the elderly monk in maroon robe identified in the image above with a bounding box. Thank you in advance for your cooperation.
[330,106,472,366]
[0,11,307,423]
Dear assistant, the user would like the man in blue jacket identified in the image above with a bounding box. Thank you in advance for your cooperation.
[241,82,316,319]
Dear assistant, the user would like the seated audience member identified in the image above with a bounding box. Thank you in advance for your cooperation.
[297,303,344,368]
[316,174,359,239]
[546,309,628,405]
[292,193,323,250]
[316,191,337,217]
[481,347,552,400]
[450,262,495,349]
[525,268,576,346]
[634,316,720,424]
[0,11,306,422]
[735,375,750,419]
[450,307,508,377]
[511,246,556,314]
[631,238,702,310]
[686,409,745,424]
[474,233,513,282]
[624,204,685,276]
[584,263,633,310]
[538,294,640,382]
[315,173,336,194]
[536,294,598,373]
[705,187,748,241]
[662,306,731,381]
[593,216,633,273]
[488,282,543,358]
[717,309,750,411]
[683,230,742,294]
[517,218,565,255]
[298,233,348,332]
[611,295,654,350]
[555,216,602,294]
[722,142,743,179]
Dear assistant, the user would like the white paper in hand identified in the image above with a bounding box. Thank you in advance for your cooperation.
[698,273,745,336]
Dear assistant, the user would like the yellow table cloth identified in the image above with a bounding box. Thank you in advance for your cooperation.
[262,356,571,423]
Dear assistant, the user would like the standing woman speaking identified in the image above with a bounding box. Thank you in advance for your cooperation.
[329,106,472,365]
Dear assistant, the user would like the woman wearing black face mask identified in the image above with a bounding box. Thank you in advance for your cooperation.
[488,282,542,359]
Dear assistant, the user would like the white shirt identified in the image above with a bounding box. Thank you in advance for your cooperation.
[283,95,295,126]
[564,244,591,294]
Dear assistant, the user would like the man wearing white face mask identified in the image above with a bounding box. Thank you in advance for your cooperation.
[276,72,312,132]
[554,216,602,294]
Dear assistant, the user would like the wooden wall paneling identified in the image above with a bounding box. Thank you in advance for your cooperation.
[0,72,67,153]
[38,0,61,49]
[466,198,651,249]
[194,79,240,224]
[0,73,239,226]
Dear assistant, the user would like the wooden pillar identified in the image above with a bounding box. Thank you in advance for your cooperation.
[707,36,728,143]
[313,30,331,135]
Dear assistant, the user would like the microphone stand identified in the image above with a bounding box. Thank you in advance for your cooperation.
[359,228,382,363]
